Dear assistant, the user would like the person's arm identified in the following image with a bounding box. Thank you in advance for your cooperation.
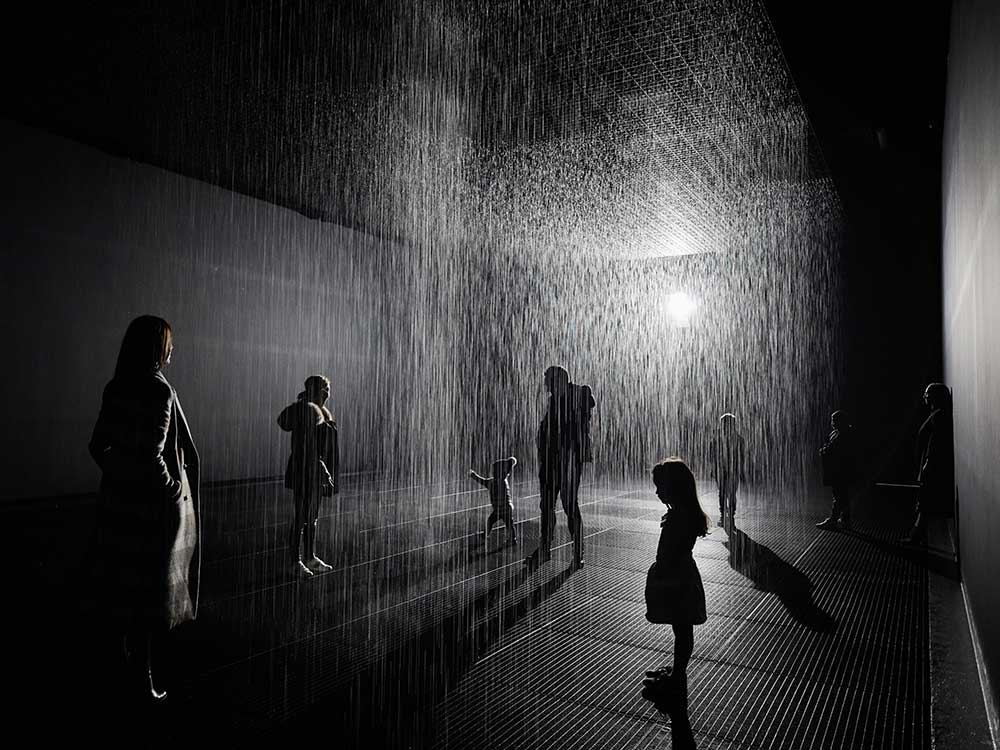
[739,436,747,483]
[918,421,936,483]
[88,389,112,472]
[330,424,340,494]
[277,404,296,432]
[536,418,547,477]
[468,470,490,487]
[142,381,182,498]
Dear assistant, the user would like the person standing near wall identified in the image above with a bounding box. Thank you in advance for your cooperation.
[817,410,857,530]
[88,315,201,702]
[278,375,339,576]
[903,382,954,545]
[525,365,595,570]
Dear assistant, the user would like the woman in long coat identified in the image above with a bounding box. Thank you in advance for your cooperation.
[644,457,709,697]
[89,315,200,701]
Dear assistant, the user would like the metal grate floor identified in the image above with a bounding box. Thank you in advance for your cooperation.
[12,476,931,748]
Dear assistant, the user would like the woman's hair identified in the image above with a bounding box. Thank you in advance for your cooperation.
[651,457,710,537]
[114,315,173,378]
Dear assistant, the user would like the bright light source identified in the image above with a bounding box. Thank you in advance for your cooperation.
[664,291,697,327]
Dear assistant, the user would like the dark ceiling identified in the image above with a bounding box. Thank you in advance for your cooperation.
[1,0,857,255]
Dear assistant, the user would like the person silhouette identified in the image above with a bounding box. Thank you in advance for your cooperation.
[278,375,340,576]
[643,458,709,701]
[88,315,201,702]
[817,410,857,530]
[469,457,519,546]
[903,383,954,544]
[525,365,595,569]
[708,413,746,530]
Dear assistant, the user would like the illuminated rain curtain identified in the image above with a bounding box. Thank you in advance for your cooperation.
[272,0,846,498]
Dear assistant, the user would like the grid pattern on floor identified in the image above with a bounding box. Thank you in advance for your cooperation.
[24,475,930,747]
[429,491,930,749]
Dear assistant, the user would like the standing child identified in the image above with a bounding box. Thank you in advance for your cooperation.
[469,457,519,546]
[643,457,709,700]
[709,413,746,530]
[817,410,856,530]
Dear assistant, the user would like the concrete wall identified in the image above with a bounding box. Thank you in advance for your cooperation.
[942,0,1000,731]
[0,118,389,500]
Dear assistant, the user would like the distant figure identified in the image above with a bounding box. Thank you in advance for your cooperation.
[903,383,954,544]
[469,457,519,546]
[278,375,340,576]
[525,365,596,569]
[643,458,709,701]
[708,413,746,530]
[817,410,857,530]
[89,315,200,702]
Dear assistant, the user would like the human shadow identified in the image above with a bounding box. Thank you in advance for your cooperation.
[726,526,838,633]
[642,681,697,750]
[840,525,961,580]
[284,561,579,746]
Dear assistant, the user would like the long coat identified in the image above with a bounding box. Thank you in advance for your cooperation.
[89,371,201,629]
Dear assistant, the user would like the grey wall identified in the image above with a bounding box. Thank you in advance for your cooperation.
[1,116,845,503]
[943,0,1000,728]
[0,118,389,500]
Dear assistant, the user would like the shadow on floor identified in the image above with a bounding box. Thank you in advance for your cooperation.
[840,525,960,580]
[725,526,838,633]
[279,560,579,747]
[642,680,697,750]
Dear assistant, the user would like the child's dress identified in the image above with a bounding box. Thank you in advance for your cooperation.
[644,506,707,624]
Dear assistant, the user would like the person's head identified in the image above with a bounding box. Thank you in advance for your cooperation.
[114,315,173,378]
[831,410,848,430]
[304,375,331,406]
[493,456,517,478]
[651,457,709,536]
[719,413,737,434]
[543,365,570,395]
[923,383,951,412]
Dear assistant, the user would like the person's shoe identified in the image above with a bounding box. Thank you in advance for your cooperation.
[816,518,837,530]
[901,532,927,546]
[645,666,672,680]
[296,560,315,577]
[523,549,551,570]
[145,669,168,703]
[570,556,584,571]
[308,556,333,572]
[838,517,852,531]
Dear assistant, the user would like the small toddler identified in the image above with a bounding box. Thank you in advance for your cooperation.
[469,456,519,545]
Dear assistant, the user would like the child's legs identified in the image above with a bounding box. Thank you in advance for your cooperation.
[672,623,694,675]
[501,504,517,540]
[485,509,499,534]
